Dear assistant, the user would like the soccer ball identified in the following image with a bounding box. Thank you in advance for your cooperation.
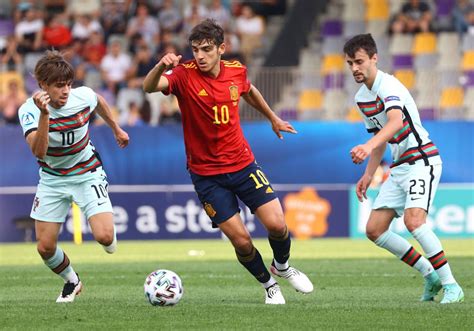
[144,269,184,306]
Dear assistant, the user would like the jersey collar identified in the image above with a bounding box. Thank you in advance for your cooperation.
[369,69,384,94]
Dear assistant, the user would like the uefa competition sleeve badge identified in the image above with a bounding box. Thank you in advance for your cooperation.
[21,112,35,126]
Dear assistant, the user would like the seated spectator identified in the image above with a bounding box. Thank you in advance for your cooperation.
[452,0,474,35]
[100,1,127,41]
[222,31,244,63]
[208,0,231,30]
[127,45,156,89]
[126,102,146,127]
[158,97,181,125]
[68,0,100,17]
[126,3,160,46]
[390,0,432,34]
[1,36,22,71]
[182,8,203,44]
[156,30,181,58]
[235,4,265,64]
[0,79,26,125]
[71,14,102,41]
[100,39,132,94]
[250,0,287,19]
[43,13,72,49]
[43,0,66,15]
[183,0,209,21]
[82,31,106,68]
[15,4,43,54]
[158,0,182,33]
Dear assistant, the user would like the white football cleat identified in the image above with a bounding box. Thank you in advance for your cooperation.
[265,283,286,304]
[270,264,314,294]
[56,276,83,303]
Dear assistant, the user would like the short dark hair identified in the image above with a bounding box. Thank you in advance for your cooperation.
[188,19,224,47]
[34,50,74,85]
[343,34,378,58]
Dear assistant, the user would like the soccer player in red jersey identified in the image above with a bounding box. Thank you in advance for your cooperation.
[143,19,313,304]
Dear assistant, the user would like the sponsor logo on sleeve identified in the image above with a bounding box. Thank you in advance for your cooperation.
[384,96,400,102]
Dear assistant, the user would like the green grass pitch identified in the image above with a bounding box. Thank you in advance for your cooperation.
[1,239,473,330]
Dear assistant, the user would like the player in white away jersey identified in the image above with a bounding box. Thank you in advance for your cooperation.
[344,34,463,304]
[18,50,129,303]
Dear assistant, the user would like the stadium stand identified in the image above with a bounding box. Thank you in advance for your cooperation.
[1,0,474,124]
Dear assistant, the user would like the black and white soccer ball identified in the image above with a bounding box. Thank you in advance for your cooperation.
[144,269,184,306]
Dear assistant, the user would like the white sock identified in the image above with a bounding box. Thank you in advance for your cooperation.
[262,277,277,289]
[273,259,289,271]
[412,224,456,285]
[44,247,79,284]
[60,268,79,284]
[375,230,433,276]
[102,227,117,254]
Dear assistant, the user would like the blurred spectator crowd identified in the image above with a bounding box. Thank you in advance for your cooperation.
[0,0,285,127]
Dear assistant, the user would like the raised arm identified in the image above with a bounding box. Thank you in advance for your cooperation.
[242,84,297,139]
[143,53,182,93]
[26,91,51,159]
[95,93,129,148]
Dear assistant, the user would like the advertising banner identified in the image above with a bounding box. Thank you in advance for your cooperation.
[0,185,349,243]
[349,185,474,239]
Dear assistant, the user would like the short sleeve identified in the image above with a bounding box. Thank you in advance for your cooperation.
[75,86,98,110]
[357,105,379,133]
[241,66,251,94]
[163,65,186,96]
[378,80,404,113]
[85,86,98,110]
[18,100,40,137]
[354,93,379,133]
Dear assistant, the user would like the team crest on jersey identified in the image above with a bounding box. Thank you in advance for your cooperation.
[229,85,239,102]
[77,113,84,125]
[204,202,217,217]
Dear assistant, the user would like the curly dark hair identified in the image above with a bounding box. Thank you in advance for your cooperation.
[343,34,378,58]
[188,19,224,46]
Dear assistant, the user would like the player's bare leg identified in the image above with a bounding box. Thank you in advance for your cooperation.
[89,212,117,254]
[36,221,82,303]
[255,199,313,294]
[219,213,284,304]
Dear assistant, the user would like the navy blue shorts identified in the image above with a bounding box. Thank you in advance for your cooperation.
[189,161,277,224]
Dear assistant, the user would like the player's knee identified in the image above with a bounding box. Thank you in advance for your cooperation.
[95,231,114,246]
[267,223,287,238]
[404,218,425,232]
[366,225,383,242]
[264,214,286,235]
[232,237,253,255]
[404,209,426,232]
[37,242,56,259]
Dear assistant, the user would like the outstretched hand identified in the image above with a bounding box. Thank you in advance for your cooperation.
[271,117,297,139]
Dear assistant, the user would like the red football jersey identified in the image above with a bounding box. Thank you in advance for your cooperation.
[163,60,255,175]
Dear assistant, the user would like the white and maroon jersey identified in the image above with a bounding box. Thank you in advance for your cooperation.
[354,70,441,168]
[18,86,102,177]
